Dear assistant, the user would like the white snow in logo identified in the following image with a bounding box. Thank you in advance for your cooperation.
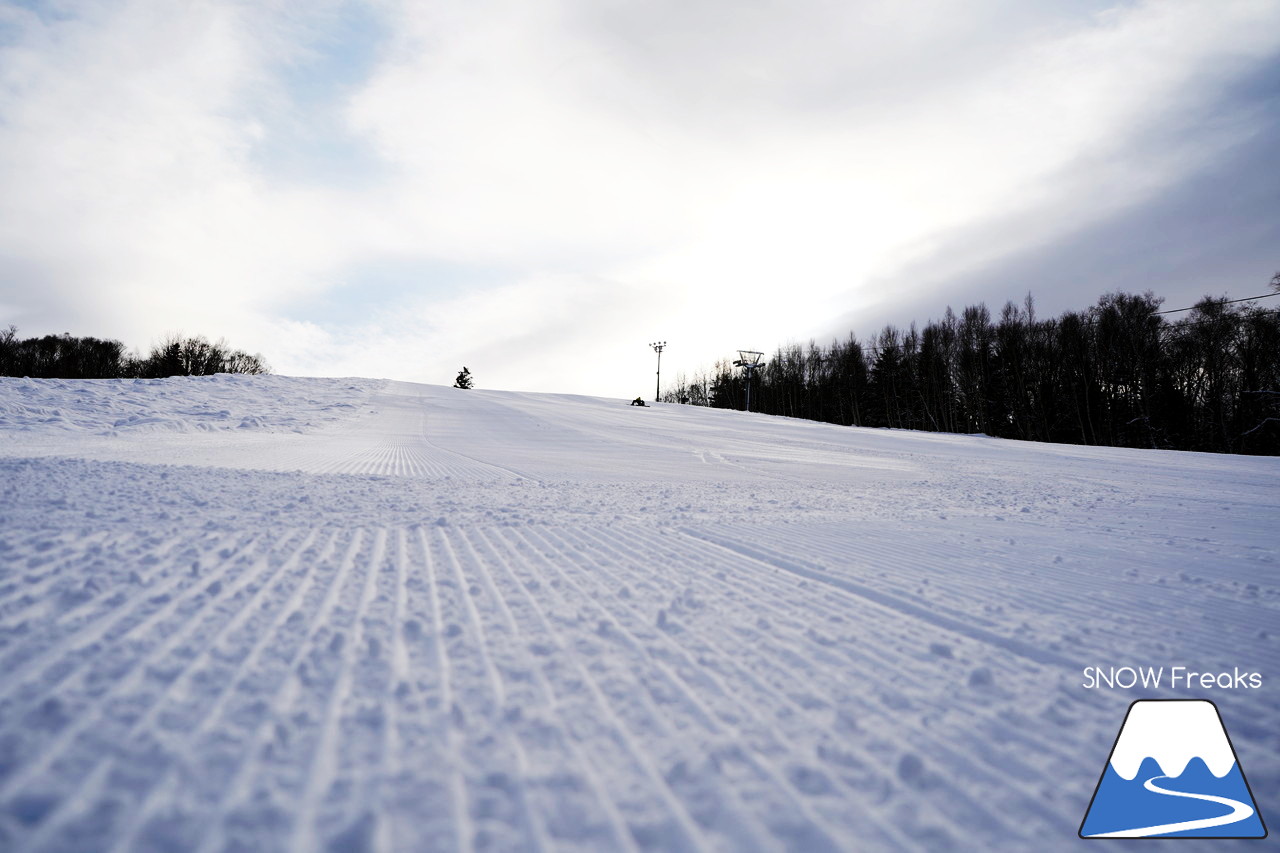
[1108,700,1237,781]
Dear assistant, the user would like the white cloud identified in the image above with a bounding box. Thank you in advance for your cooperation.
[0,1,366,340]
[1,0,1277,395]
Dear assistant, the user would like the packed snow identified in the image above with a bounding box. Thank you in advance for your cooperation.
[1,376,1277,851]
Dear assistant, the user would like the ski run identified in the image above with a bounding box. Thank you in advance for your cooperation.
[1,374,1277,852]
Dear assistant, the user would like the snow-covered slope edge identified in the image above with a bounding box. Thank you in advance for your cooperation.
[0,375,384,435]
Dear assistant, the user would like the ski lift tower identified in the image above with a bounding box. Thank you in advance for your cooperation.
[649,341,667,402]
[733,350,764,412]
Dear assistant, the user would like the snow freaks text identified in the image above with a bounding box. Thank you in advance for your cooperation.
[1082,666,1263,690]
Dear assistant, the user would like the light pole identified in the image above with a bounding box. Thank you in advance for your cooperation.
[649,341,666,402]
[734,350,763,412]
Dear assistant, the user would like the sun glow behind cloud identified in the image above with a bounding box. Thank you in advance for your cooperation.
[1,0,1277,394]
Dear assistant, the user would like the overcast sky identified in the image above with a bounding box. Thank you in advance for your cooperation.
[2,0,1278,396]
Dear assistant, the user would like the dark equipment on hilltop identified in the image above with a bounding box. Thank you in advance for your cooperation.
[733,350,763,412]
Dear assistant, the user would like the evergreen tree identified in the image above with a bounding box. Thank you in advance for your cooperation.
[454,366,473,389]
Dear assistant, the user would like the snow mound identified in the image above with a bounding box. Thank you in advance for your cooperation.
[0,375,383,435]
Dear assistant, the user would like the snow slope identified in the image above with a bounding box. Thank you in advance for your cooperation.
[1,376,1277,851]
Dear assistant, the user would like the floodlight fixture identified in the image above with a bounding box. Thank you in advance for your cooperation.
[733,349,764,412]
[649,341,667,402]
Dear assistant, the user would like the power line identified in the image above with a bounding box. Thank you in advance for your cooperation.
[665,294,1280,383]
[775,307,1280,360]
[1159,308,1280,342]
[1154,291,1279,315]
[850,305,1280,357]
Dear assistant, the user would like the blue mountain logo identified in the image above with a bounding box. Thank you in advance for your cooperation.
[1080,699,1267,839]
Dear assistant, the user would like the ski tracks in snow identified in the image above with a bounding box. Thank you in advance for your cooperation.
[3,520,1102,851]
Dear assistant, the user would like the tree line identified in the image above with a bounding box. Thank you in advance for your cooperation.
[662,281,1280,455]
[0,327,270,379]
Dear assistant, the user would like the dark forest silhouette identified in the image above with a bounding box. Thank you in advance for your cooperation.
[0,327,270,379]
[663,285,1280,455]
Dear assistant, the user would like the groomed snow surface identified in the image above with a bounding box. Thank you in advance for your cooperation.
[1,376,1277,852]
